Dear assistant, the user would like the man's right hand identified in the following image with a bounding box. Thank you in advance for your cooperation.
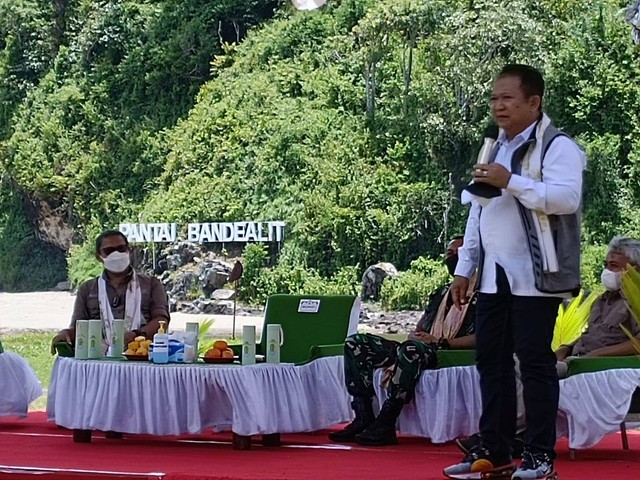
[451,275,470,310]
[50,329,72,355]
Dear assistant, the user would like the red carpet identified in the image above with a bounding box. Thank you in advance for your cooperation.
[0,412,639,479]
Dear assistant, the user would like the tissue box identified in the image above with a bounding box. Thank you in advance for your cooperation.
[150,339,185,363]
[168,339,185,362]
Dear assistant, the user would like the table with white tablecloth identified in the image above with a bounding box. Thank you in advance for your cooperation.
[47,356,640,451]
[46,356,351,448]
[375,365,640,450]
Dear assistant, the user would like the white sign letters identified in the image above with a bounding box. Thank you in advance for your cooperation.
[119,221,285,244]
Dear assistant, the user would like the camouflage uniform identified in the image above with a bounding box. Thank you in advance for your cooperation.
[344,284,476,404]
[344,333,438,403]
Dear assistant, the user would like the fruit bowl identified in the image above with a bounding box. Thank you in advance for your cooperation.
[123,354,149,361]
[201,356,236,364]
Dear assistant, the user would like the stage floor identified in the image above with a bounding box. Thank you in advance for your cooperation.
[1,412,639,480]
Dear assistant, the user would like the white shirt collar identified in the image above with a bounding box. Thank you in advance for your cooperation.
[498,119,538,146]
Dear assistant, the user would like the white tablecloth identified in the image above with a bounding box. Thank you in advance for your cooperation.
[375,365,640,449]
[374,366,482,444]
[0,351,43,418]
[557,368,640,449]
[47,356,351,436]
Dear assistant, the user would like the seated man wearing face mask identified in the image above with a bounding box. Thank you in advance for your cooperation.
[50,229,170,356]
[555,236,640,377]
[329,236,477,446]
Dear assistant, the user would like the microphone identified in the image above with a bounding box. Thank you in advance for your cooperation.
[464,124,501,199]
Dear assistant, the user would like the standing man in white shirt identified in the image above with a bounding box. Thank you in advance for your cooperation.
[444,64,585,480]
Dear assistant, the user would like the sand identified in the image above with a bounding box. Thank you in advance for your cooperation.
[0,291,264,337]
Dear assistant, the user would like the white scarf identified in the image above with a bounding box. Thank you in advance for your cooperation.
[461,114,559,273]
[98,270,142,352]
[520,113,558,273]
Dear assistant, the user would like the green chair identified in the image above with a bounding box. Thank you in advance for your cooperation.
[234,294,360,365]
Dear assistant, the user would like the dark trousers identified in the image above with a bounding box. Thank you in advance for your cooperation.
[476,265,561,458]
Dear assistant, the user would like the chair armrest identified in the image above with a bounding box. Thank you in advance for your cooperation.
[54,342,74,357]
[566,356,640,377]
[436,349,475,368]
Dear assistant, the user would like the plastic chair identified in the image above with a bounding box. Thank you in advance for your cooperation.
[234,294,360,364]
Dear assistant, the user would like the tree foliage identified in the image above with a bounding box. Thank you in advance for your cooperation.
[1,0,640,303]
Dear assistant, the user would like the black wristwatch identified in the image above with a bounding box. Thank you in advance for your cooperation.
[133,329,147,339]
[437,337,451,350]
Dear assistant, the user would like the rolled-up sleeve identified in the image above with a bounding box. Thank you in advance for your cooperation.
[505,136,585,215]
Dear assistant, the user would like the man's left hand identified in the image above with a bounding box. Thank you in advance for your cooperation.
[410,331,437,344]
[472,163,511,189]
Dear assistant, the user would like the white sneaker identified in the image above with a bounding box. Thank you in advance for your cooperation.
[512,451,555,479]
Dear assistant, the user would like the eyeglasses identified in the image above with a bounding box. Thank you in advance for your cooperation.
[101,245,129,256]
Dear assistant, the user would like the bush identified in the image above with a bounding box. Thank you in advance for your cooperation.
[238,243,360,305]
[580,242,607,294]
[66,224,104,289]
[380,256,448,311]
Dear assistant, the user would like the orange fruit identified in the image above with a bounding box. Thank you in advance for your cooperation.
[221,348,234,358]
[205,348,222,358]
[213,340,228,350]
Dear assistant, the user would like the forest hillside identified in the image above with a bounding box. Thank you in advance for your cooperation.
[1,0,639,308]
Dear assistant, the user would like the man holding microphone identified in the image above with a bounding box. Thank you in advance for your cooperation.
[443,64,585,480]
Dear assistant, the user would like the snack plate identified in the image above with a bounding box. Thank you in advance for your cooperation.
[200,356,237,364]
[123,354,149,361]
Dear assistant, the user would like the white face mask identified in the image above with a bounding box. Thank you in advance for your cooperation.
[102,251,131,273]
[600,268,622,291]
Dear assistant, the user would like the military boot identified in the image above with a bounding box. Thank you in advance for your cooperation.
[355,398,403,446]
[328,397,375,443]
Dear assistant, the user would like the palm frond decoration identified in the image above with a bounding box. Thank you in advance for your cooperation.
[620,267,640,354]
[551,290,599,351]
[197,318,216,357]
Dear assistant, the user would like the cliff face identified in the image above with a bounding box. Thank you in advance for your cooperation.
[31,201,74,251]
